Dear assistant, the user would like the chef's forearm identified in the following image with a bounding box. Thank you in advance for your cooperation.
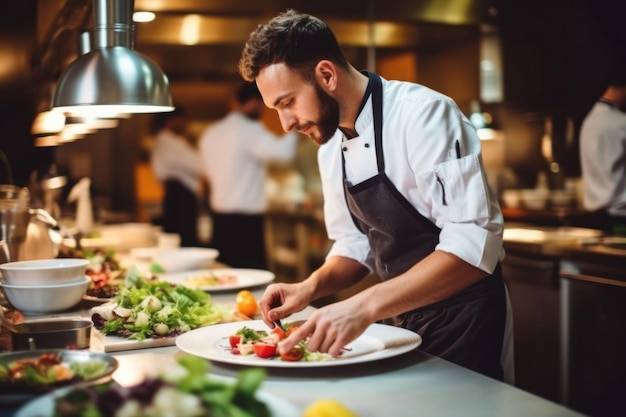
[354,250,488,322]
[304,255,370,301]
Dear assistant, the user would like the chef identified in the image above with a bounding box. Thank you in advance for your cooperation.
[239,9,513,382]
[579,56,626,233]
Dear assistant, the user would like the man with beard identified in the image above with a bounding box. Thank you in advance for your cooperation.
[198,82,298,269]
[240,10,513,382]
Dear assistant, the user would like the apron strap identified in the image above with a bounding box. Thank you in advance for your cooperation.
[368,72,385,174]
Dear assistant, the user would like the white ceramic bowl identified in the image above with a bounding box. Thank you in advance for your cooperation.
[0,258,90,285]
[501,190,521,209]
[550,190,576,208]
[520,189,550,211]
[0,276,90,314]
[153,247,219,272]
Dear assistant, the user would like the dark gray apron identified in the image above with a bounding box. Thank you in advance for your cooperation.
[342,72,506,380]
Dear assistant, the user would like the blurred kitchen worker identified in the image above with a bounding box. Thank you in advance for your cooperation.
[579,56,626,233]
[151,107,203,247]
[198,82,298,269]
[240,9,513,382]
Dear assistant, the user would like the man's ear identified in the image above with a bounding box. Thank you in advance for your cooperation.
[314,60,338,93]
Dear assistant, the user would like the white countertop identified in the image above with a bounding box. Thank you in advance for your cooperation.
[9,285,585,416]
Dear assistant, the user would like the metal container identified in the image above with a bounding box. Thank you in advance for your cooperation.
[10,319,92,351]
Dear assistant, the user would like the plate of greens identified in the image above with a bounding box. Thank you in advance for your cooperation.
[0,349,118,405]
[15,355,298,417]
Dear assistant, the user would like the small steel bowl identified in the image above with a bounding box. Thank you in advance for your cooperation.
[10,319,92,351]
[0,348,118,401]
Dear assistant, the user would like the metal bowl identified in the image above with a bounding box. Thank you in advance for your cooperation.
[0,349,118,403]
[10,319,92,351]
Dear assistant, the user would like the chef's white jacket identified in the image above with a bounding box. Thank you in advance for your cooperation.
[579,101,626,217]
[319,77,504,274]
[199,111,298,214]
[151,129,203,195]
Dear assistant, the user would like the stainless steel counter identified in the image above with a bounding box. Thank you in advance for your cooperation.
[4,286,584,417]
[503,225,626,416]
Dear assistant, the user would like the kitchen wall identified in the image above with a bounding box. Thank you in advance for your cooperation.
[0,2,52,186]
[1,0,624,219]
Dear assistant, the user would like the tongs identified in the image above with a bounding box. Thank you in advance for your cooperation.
[270,300,287,332]
[274,318,287,332]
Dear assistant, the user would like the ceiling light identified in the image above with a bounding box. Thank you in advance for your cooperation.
[52,0,173,116]
[31,110,66,136]
[133,11,155,23]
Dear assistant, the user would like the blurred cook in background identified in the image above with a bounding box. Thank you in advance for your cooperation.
[579,55,626,234]
[199,82,298,269]
[151,107,204,247]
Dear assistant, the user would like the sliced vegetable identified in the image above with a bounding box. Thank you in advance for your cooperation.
[279,346,305,362]
[229,335,242,348]
[253,343,277,359]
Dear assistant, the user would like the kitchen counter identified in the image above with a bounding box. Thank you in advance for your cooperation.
[502,207,593,227]
[2,286,584,417]
[503,225,626,277]
[502,225,626,416]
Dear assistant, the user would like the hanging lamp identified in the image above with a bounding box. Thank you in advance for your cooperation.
[52,0,173,116]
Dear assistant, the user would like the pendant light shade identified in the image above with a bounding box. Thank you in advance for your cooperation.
[52,0,173,115]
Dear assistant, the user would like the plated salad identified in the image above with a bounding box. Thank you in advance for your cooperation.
[226,324,335,362]
[50,355,271,417]
[58,247,165,300]
[91,267,229,341]
[0,350,116,392]
[183,271,238,288]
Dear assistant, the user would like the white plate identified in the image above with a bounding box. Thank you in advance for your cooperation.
[14,386,299,417]
[175,320,422,368]
[158,268,275,292]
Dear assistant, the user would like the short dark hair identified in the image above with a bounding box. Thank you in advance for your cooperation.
[238,9,350,82]
[235,81,262,105]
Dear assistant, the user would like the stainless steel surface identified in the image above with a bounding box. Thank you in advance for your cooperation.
[10,319,92,351]
[52,0,173,114]
[0,278,586,416]
[560,272,626,417]
[502,252,561,404]
[0,348,118,398]
[0,186,33,264]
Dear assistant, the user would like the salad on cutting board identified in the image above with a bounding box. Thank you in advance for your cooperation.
[90,267,249,351]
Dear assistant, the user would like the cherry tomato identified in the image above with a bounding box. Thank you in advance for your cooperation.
[280,346,304,362]
[285,326,299,338]
[229,335,241,348]
[253,342,277,358]
[235,290,254,303]
[236,290,258,317]
[272,327,286,340]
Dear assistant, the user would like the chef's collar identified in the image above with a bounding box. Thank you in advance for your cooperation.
[598,98,626,112]
[341,71,377,140]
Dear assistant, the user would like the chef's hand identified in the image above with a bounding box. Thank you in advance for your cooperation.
[278,297,372,357]
[259,282,312,329]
